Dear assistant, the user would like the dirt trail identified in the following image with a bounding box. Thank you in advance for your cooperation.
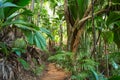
[41,63,69,80]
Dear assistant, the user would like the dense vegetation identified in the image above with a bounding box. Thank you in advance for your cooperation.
[0,0,120,80]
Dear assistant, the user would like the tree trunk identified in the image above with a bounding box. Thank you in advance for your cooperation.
[64,0,93,53]
[64,0,72,51]
[59,24,63,49]
[64,0,106,53]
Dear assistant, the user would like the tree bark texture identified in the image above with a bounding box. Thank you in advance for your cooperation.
[64,0,107,53]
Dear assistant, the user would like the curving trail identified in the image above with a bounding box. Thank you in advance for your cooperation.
[41,63,69,80]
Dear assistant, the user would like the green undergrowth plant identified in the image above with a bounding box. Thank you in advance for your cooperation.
[48,50,101,80]
[17,57,45,76]
[32,58,45,76]
[108,52,120,76]
[71,52,98,80]
[48,51,73,69]
[0,0,52,79]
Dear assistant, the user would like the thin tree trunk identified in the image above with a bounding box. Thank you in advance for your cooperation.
[92,0,96,56]
[64,0,72,51]
[30,0,34,22]
[37,0,43,26]
[59,24,63,49]
[105,41,109,77]
[31,0,34,10]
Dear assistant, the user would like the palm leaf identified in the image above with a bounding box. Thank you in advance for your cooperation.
[4,0,30,17]
[0,2,18,8]
[106,11,120,26]
[0,1,18,19]
[68,0,88,20]
[34,32,47,50]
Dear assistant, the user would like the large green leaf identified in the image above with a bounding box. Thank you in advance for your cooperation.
[0,2,18,8]
[2,20,39,31]
[4,0,30,17]
[0,1,18,19]
[2,20,30,26]
[15,24,36,31]
[40,27,54,40]
[6,12,19,20]
[6,9,33,21]
[68,0,88,20]
[18,29,47,50]
[34,32,47,50]
[13,0,30,6]
[34,35,43,49]
[21,8,33,16]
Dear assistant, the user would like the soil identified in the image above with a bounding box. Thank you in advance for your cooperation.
[40,63,69,80]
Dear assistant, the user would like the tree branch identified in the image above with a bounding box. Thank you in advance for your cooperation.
[72,9,107,32]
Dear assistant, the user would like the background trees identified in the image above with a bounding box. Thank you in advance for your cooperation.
[0,0,120,80]
[50,0,120,79]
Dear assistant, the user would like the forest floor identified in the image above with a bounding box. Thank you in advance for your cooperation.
[20,63,70,80]
[40,63,69,80]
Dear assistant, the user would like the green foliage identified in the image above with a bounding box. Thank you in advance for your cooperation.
[111,0,120,3]
[0,0,50,51]
[112,24,120,48]
[109,52,120,62]
[108,52,120,76]
[24,31,34,45]
[0,42,8,56]
[0,0,18,19]
[90,69,99,80]
[0,1,50,77]
[106,12,120,26]
[48,50,98,80]
[40,27,54,40]
[90,72,107,80]
[12,47,26,57]
[32,65,44,76]
[13,38,26,49]
[71,72,88,80]
[68,0,88,20]
[48,51,73,68]
[4,0,31,17]
[109,75,120,80]
[111,60,119,70]
[31,58,45,75]
[102,31,114,43]
[17,58,30,70]
[34,31,47,50]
